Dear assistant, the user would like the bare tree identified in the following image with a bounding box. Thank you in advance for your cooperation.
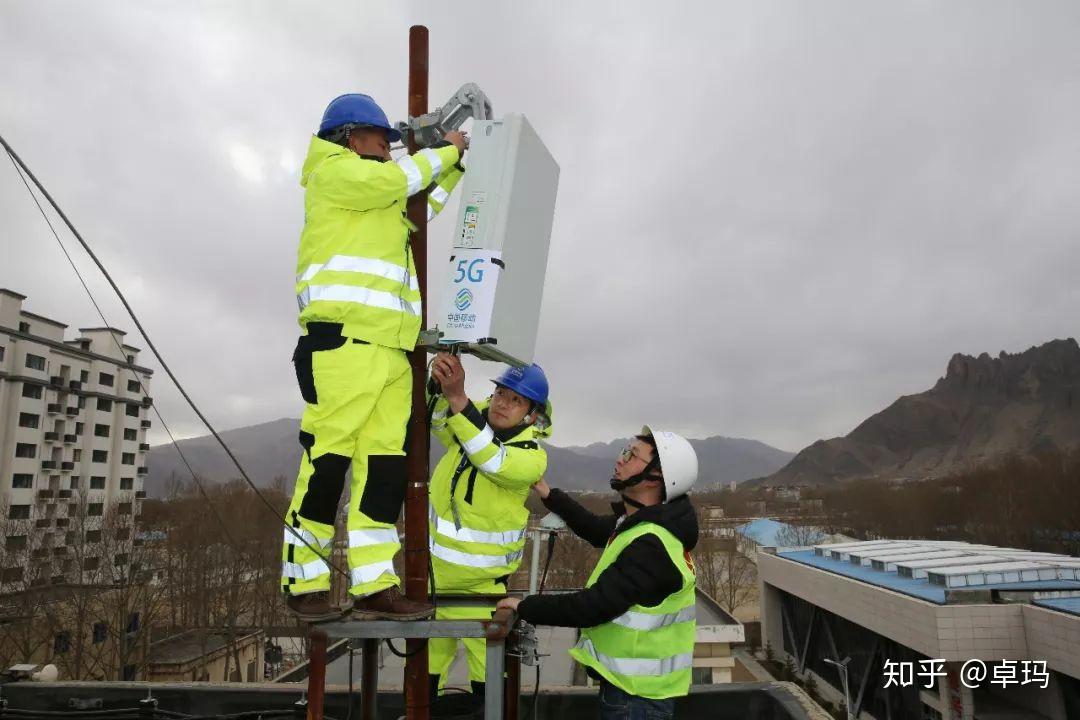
[693,533,758,614]
[774,523,826,548]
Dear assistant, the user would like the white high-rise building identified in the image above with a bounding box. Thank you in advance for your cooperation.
[0,289,153,589]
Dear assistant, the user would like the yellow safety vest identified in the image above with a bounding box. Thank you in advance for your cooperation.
[569,522,696,699]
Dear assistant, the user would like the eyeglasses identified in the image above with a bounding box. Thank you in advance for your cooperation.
[619,444,650,465]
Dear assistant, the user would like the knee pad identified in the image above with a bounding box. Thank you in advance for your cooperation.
[298,449,350,525]
[359,454,407,524]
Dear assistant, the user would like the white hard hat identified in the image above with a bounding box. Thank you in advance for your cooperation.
[641,426,698,500]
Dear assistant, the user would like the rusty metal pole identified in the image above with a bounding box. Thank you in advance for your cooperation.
[505,652,521,720]
[306,629,328,720]
[403,23,431,720]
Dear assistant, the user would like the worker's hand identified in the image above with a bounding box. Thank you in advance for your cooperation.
[496,597,521,612]
[532,477,551,500]
[431,352,468,413]
[444,130,469,153]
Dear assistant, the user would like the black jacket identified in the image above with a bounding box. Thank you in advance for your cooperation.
[517,489,698,628]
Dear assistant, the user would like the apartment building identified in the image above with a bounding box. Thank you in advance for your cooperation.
[0,289,153,590]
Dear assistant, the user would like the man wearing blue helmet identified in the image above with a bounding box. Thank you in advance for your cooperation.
[282,94,468,621]
[426,352,551,700]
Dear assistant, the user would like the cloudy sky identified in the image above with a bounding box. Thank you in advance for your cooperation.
[2,1,1078,454]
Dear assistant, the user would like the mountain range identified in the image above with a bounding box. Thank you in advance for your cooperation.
[756,338,1080,487]
[145,419,794,498]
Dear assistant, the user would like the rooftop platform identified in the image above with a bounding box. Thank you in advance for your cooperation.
[0,680,829,720]
[777,540,1080,606]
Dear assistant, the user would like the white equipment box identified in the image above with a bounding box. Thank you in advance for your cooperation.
[434,113,559,366]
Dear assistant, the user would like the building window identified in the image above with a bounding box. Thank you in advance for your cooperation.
[12,474,33,489]
[96,398,112,412]
[90,476,106,490]
[115,527,131,542]
[15,443,37,459]
[86,530,102,544]
[19,321,30,333]
[127,379,140,392]
[121,453,135,466]
[78,396,86,409]
[92,450,108,463]
[18,412,40,429]
[75,422,85,436]
[98,372,114,387]
[118,503,132,515]
[120,477,134,490]
[94,424,110,438]
[2,566,25,583]
[125,403,140,418]
[54,632,71,654]
[0,346,5,362]
[87,504,104,518]
[126,354,135,365]
[80,370,89,383]
[92,622,108,644]
[22,383,42,399]
[123,428,137,441]
[73,449,82,462]
[70,477,79,490]
[83,557,99,571]
[5,535,27,551]
[65,531,76,545]
[8,505,30,520]
[122,664,137,681]
[25,354,46,371]
[114,554,128,567]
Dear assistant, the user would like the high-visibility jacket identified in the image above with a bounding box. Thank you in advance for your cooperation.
[569,522,696,700]
[296,137,463,349]
[429,397,550,592]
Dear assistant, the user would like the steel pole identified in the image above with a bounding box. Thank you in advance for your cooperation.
[403,23,431,720]
[361,638,379,720]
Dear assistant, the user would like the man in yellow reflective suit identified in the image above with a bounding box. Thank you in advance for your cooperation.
[427,353,550,698]
[282,93,467,621]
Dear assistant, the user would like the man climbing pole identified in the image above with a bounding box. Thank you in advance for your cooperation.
[498,429,699,720]
[426,352,551,699]
[282,93,468,621]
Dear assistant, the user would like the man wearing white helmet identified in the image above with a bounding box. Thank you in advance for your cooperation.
[497,427,699,719]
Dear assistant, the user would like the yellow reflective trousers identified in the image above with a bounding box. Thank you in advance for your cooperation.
[281,325,411,597]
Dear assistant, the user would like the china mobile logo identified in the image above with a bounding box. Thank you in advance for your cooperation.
[455,288,474,311]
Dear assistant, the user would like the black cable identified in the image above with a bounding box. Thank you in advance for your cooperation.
[0,132,348,581]
[384,637,426,658]
[3,149,246,559]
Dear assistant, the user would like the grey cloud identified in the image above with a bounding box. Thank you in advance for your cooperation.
[3,1,1078,455]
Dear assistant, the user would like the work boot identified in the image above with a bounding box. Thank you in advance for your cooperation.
[351,586,434,620]
[285,591,345,623]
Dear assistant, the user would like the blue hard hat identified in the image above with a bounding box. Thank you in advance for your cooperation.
[492,364,549,406]
[319,93,402,142]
